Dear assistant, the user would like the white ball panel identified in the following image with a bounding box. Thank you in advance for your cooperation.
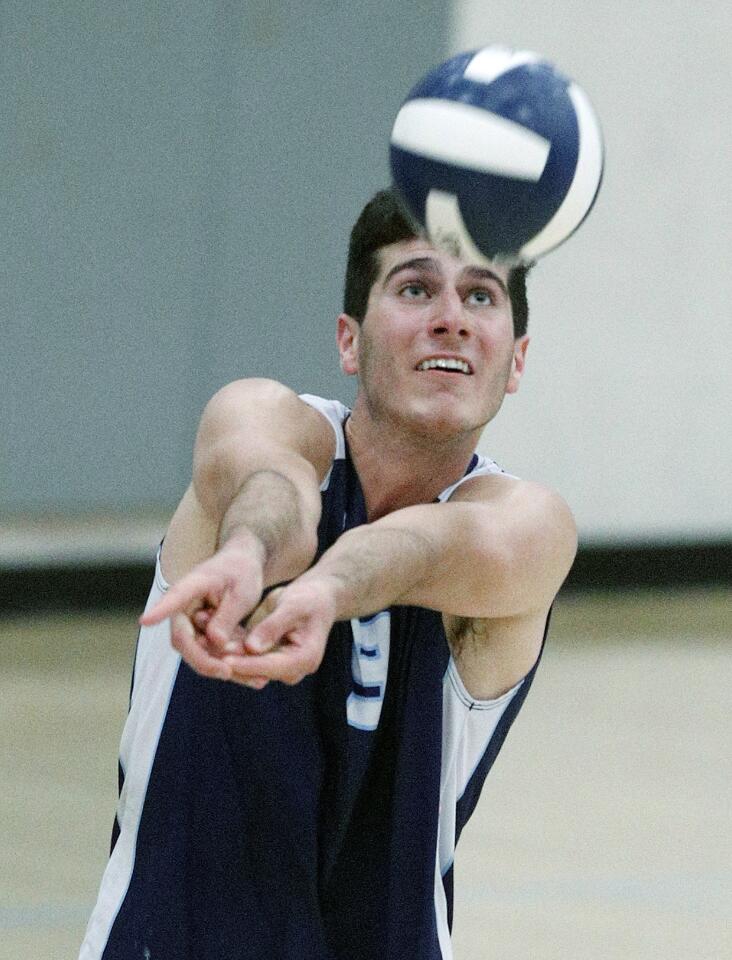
[518,83,604,259]
[391,99,551,181]
[464,46,541,86]
[424,189,493,264]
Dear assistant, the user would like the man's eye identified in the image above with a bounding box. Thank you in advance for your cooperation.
[467,289,493,306]
[400,283,428,299]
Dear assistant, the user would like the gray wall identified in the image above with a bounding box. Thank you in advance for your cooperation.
[453,0,732,543]
[2,0,447,517]
[4,0,730,548]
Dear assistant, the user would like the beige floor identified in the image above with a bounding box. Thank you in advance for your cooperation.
[1,589,730,960]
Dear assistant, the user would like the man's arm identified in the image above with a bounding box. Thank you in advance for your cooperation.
[223,473,576,692]
[298,474,575,620]
[140,378,335,677]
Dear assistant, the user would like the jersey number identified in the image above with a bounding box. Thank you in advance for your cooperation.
[346,611,390,731]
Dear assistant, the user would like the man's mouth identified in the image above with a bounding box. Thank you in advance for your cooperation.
[415,357,473,375]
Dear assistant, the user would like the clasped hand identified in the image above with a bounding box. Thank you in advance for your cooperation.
[140,543,337,689]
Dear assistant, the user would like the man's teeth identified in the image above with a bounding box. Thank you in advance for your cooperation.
[417,358,471,374]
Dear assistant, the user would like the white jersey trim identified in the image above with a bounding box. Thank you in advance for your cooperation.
[79,552,180,960]
[298,393,348,490]
[446,656,524,714]
[437,660,524,879]
[433,843,454,959]
[437,455,514,501]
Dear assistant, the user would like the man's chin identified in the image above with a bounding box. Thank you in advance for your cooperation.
[401,400,493,441]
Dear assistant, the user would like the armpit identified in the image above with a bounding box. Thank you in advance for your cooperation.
[443,612,488,659]
[443,610,547,701]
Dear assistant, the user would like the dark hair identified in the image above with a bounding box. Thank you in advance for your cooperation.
[343,188,531,338]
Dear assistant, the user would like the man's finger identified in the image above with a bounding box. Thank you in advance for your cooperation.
[223,646,318,685]
[206,586,260,649]
[222,649,287,677]
[246,587,285,630]
[192,609,212,632]
[232,675,270,690]
[139,572,214,626]
[170,614,232,681]
[244,602,295,654]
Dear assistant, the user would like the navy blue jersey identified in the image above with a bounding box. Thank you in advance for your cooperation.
[80,396,544,960]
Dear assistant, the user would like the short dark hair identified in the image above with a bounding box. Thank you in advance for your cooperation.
[343,188,532,338]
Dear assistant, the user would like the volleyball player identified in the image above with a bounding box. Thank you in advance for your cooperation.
[80,189,576,960]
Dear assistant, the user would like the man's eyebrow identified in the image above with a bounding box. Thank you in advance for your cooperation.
[381,257,440,287]
[381,257,508,297]
[460,266,508,297]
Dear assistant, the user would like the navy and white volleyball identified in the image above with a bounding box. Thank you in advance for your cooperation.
[389,46,604,262]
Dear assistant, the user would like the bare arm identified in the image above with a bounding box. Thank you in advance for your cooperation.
[292,474,575,620]
[141,379,334,674]
[161,378,332,583]
[224,473,576,693]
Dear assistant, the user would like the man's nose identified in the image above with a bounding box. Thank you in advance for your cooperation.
[428,290,469,337]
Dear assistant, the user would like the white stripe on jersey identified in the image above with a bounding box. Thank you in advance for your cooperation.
[79,558,180,960]
[433,843,454,959]
[430,663,523,958]
[298,393,349,491]
[437,660,524,878]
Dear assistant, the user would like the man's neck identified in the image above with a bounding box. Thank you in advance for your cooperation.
[345,402,481,521]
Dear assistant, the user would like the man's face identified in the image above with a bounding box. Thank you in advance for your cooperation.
[337,237,529,441]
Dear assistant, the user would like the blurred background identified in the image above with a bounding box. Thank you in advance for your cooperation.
[3,0,731,574]
[1,1,729,958]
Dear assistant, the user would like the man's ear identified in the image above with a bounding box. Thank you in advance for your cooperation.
[505,335,530,395]
[337,313,360,375]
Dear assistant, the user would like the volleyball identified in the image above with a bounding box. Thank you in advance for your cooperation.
[389,46,604,263]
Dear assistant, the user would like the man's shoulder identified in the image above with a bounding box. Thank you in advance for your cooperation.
[199,379,337,472]
[206,380,348,427]
[204,377,303,412]
[449,471,569,514]
[202,379,328,426]
[448,473,577,579]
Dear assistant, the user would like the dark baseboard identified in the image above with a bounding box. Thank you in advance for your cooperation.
[1,541,730,613]
[564,540,731,591]
[1,563,157,614]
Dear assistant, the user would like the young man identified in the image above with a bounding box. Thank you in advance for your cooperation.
[80,190,576,960]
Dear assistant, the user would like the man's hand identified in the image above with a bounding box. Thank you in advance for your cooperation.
[140,534,267,682]
[220,576,338,689]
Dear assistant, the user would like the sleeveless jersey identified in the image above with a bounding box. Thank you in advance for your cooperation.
[79,395,545,960]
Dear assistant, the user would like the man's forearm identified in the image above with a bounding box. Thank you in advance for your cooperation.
[298,521,437,620]
[218,468,320,587]
[294,481,577,624]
